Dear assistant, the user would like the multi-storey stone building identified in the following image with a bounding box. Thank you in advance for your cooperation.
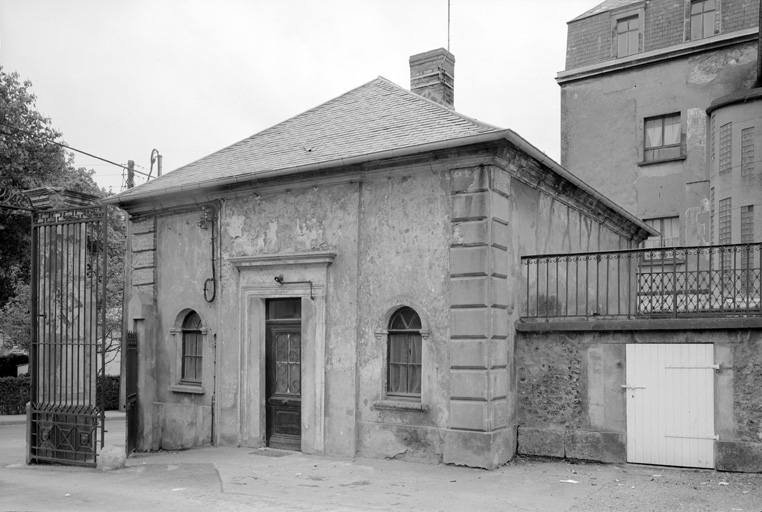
[559,0,760,249]
[513,0,762,472]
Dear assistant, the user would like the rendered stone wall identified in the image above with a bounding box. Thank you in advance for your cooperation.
[151,210,217,450]
[733,334,762,443]
[518,335,584,429]
[355,164,451,464]
[517,328,762,471]
[126,214,159,451]
[218,181,360,456]
[516,331,627,463]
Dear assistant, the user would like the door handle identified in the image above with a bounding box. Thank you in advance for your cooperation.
[621,385,646,390]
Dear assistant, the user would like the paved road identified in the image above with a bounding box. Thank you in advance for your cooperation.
[2,417,762,511]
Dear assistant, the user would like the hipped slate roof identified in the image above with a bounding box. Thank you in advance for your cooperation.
[111,77,499,204]
[571,0,642,22]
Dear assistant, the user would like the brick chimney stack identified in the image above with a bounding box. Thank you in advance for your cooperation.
[409,48,455,109]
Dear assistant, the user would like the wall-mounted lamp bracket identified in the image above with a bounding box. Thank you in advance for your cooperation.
[198,206,213,230]
[274,274,314,300]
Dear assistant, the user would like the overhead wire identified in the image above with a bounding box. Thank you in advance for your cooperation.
[0,120,153,178]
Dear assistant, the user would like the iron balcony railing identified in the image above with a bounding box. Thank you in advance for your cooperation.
[521,242,761,320]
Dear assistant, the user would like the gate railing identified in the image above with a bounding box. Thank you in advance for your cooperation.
[521,242,762,320]
[30,205,107,466]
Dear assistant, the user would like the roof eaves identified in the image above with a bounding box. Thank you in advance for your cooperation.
[105,129,654,237]
[500,129,656,238]
[104,130,508,206]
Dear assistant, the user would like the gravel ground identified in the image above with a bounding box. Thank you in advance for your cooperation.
[560,458,762,512]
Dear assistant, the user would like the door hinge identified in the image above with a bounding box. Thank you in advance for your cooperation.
[665,364,720,370]
[665,434,719,441]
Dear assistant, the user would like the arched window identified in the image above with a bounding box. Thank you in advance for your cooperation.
[387,307,422,398]
[181,311,203,384]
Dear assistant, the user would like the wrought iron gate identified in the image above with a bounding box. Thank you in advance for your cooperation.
[125,330,138,455]
[29,205,108,466]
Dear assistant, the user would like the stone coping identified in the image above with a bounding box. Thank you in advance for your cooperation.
[517,316,762,332]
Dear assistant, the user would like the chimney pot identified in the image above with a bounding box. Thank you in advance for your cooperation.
[409,48,455,109]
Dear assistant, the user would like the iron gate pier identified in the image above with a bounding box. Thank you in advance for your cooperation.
[29,205,107,466]
[126,329,138,455]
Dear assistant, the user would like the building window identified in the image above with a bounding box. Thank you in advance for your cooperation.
[741,206,754,243]
[710,187,715,243]
[719,122,732,173]
[719,198,731,244]
[644,114,681,162]
[644,217,680,248]
[387,307,422,398]
[710,113,716,161]
[719,197,732,269]
[741,205,756,292]
[742,127,755,177]
[181,311,203,384]
[690,0,716,40]
[616,15,640,57]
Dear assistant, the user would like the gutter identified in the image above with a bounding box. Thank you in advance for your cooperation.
[557,28,758,85]
[104,131,507,206]
[105,129,655,237]
[497,130,656,238]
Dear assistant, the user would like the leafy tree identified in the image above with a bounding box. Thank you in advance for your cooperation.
[0,272,31,349]
[101,207,126,366]
[0,66,125,364]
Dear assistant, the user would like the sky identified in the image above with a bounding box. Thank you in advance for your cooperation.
[0,0,595,193]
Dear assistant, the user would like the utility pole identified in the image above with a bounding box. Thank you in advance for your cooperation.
[120,159,135,411]
[757,0,762,87]
[126,160,135,189]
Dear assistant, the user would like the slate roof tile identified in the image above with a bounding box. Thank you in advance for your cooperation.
[116,76,499,201]
[571,0,643,21]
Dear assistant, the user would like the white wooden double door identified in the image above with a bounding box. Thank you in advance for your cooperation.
[625,343,716,469]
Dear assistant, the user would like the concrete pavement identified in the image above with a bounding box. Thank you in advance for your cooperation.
[0,409,126,426]
[2,415,762,511]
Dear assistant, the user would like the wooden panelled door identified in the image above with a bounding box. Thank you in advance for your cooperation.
[625,343,716,469]
[265,298,302,451]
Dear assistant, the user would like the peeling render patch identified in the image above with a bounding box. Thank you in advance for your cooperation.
[225,214,245,239]
[688,45,756,85]
[451,225,464,245]
[296,217,328,251]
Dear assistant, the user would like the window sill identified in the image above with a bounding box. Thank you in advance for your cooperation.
[170,384,206,395]
[373,399,428,412]
[637,155,686,166]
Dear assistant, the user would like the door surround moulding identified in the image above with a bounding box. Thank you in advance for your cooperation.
[235,251,335,455]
